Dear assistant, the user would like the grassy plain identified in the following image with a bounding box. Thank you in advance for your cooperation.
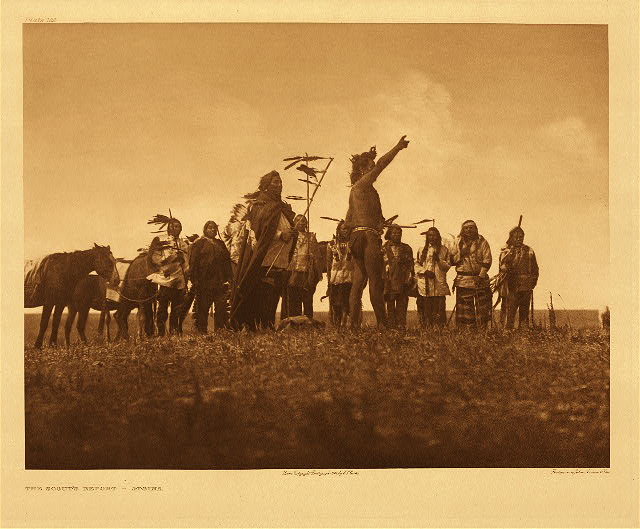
[24,312,609,469]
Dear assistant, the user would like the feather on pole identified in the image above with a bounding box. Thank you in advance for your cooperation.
[384,215,399,225]
[284,159,302,170]
[299,157,334,221]
[283,156,327,170]
[296,165,318,178]
[283,155,325,162]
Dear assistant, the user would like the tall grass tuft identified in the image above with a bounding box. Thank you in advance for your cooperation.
[547,292,556,330]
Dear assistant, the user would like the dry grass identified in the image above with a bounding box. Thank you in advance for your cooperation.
[24,322,609,469]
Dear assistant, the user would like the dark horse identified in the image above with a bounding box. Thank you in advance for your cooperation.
[114,243,162,340]
[64,274,120,346]
[25,244,118,348]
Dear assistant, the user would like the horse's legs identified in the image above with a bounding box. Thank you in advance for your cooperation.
[136,305,145,340]
[142,303,154,337]
[49,303,65,346]
[97,309,106,336]
[64,305,78,347]
[77,307,89,343]
[35,304,54,349]
[115,304,131,340]
[121,307,130,340]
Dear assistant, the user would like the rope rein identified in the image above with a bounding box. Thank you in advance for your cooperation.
[117,291,158,304]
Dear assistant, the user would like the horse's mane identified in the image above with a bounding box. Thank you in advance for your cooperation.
[46,247,99,257]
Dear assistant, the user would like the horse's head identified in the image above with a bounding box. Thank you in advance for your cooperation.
[93,243,120,287]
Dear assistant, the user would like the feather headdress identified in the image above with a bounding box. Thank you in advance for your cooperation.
[349,146,377,165]
[147,210,180,233]
[223,202,251,264]
[348,146,377,183]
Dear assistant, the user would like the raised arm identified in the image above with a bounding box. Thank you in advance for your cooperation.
[359,136,410,186]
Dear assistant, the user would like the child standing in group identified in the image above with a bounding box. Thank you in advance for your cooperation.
[326,220,353,327]
[382,224,415,329]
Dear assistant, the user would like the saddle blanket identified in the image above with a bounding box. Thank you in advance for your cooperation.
[105,261,131,302]
[24,256,48,308]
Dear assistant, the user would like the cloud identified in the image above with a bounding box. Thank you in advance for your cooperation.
[538,116,603,158]
[360,70,465,168]
[445,116,609,208]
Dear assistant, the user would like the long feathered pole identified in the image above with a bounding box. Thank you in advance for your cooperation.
[301,157,334,221]
[264,155,334,277]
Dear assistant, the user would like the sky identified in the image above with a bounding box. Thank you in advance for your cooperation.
[23,24,609,310]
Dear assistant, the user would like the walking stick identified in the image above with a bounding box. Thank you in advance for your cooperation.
[530,293,535,328]
[265,240,287,276]
[490,293,496,329]
[472,282,482,328]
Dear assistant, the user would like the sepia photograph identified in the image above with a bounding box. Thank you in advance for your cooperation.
[21,22,610,470]
[2,1,639,527]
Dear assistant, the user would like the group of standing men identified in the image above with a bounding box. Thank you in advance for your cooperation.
[335,135,539,330]
[150,134,539,334]
[147,217,232,335]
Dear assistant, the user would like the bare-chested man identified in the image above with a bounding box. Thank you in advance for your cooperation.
[344,135,410,328]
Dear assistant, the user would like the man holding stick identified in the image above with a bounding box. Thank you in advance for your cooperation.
[498,225,539,329]
[344,136,410,329]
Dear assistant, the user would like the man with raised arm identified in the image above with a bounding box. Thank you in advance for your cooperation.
[344,135,410,328]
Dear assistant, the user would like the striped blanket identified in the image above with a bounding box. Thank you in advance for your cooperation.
[455,286,492,327]
[24,256,48,307]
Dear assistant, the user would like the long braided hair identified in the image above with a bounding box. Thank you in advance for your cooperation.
[420,226,442,264]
